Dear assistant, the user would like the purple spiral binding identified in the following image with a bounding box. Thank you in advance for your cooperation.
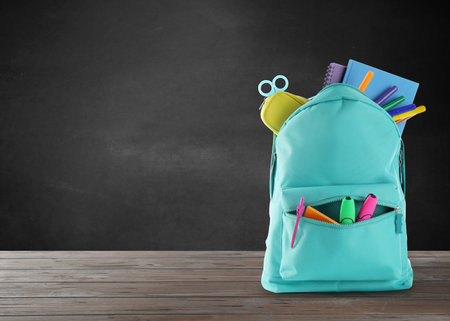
[322,64,335,88]
[322,63,347,88]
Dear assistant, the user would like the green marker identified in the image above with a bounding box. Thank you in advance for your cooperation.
[382,96,405,111]
[339,196,355,224]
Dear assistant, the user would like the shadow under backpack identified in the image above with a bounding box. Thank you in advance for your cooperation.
[261,84,413,292]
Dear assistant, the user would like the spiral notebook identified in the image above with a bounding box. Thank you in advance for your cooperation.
[322,62,347,87]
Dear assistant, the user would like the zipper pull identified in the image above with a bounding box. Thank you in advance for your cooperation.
[395,207,403,234]
[269,152,277,199]
[270,152,277,173]
[399,140,406,194]
[259,98,267,110]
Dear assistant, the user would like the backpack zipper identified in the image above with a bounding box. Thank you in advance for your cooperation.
[286,199,403,238]
[286,196,400,227]
[399,147,403,187]
[278,83,401,137]
[395,206,403,234]
[286,196,397,215]
[269,152,277,199]
[399,140,406,194]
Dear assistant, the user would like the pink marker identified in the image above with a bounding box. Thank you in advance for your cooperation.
[356,194,378,222]
[291,197,305,248]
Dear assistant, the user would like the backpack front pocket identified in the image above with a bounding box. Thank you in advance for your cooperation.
[281,211,402,281]
[279,184,404,281]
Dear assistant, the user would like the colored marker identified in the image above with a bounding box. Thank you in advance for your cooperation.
[291,197,305,248]
[339,196,355,224]
[382,96,405,111]
[388,104,416,117]
[304,206,339,224]
[358,71,374,92]
[356,194,378,222]
[392,105,426,122]
[374,86,398,105]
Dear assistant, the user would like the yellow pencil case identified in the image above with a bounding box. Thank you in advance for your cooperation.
[260,92,309,135]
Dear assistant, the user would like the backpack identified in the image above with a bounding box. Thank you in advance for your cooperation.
[261,83,413,292]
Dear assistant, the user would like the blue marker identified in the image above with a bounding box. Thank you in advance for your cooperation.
[388,104,416,117]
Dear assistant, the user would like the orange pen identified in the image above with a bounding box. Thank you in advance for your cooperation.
[395,116,412,124]
[358,71,374,92]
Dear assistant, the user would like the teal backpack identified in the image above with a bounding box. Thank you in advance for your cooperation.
[261,83,413,292]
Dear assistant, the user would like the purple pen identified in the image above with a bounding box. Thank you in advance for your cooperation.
[374,86,398,105]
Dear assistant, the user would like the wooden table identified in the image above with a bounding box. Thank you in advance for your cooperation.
[0,251,449,320]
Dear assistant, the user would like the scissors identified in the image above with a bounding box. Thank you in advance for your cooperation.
[258,75,289,98]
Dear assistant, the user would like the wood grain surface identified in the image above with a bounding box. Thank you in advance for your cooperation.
[0,251,449,320]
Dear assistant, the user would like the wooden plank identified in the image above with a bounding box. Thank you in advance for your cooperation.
[409,251,450,257]
[0,281,266,298]
[0,251,448,319]
[0,280,448,299]
[0,297,449,316]
[0,257,263,270]
[0,314,449,321]
[0,255,447,271]
[0,251,265,259]
[0,250,443,259]
[0,251,447,264]
[0,266,448,283]
[412,268,450,281]
[0,268,261,282]
[0,256,447,270]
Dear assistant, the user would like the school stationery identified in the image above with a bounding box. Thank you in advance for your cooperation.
[382,96,406,111]
[392,105,426,122]
[259,75,309,135]
[358,71,374,92]
[374,86,398,105]
[396,116,413,124]
[388,104,416,117]
[304,206,339,224]
[260,91,309,135]
[291,197,305,248]
[342,59,419,134]
[258,75,289,97]
[262,83,412,293]
[339,196,355,224]
[356,194,378,222]
[322,62,347,87]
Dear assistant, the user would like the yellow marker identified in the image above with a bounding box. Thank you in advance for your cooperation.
[358,71,374,92]
[392,105,426,122]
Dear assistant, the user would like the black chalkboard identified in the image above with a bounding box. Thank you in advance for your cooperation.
[1,0,448,249]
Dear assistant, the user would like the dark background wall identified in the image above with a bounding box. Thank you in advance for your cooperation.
[1,0,448,250]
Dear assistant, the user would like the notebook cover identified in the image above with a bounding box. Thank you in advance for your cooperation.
[322,63,347,88]
[342,59,419,134]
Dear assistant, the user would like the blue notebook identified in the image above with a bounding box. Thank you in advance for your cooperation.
[342,59,419,134]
